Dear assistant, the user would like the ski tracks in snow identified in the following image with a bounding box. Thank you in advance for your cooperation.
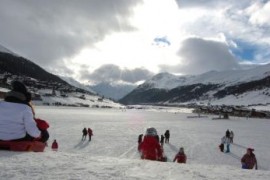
[119,145,140,159]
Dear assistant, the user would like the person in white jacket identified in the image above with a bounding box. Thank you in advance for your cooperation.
[0,81,41,141]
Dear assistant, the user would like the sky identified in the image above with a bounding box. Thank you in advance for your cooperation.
[0,0,270,84]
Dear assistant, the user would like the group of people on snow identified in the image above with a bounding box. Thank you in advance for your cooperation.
[82,127,93,141]
[219,129,258,170]
[219,129,234,153]
[138,128,186,163]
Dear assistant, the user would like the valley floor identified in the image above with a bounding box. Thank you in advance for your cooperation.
[0,106,270,179]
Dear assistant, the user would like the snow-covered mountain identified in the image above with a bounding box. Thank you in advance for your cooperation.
[120,64,270,106]
[60,76,96,94]
[90,81,136,100]
[0,44,123,108]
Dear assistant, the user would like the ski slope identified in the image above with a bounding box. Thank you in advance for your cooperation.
[0,106,270,179]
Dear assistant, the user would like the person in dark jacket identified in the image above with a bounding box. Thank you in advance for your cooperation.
[226,129,230,138]
[138,134,143,144]
[138,134,143,151]
[164,130,170,143]
[241,148,258,170]
[82,128,87,141]
[160,135,164,147]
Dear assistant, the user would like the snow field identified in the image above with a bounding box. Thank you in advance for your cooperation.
[0,106,270,179]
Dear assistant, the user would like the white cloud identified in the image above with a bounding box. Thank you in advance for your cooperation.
[247,1,270,26]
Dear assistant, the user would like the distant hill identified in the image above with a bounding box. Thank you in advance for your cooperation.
[119,64,270,106]
[89,81,136,100]
[0,45,123,108]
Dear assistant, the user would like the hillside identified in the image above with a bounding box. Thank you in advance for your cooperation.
[0,46,122,108]
[119,64,270,106]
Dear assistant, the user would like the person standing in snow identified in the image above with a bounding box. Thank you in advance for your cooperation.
[138,134,143,151]
[138,134,143,144]
[160,134,164,147]
[87,128,93,141]
[226,129,230,138]
[82,128,87,141]
[241,148,258,170]
[140,128,163,161]
[219,136,226,152]
[0,81,41,141]
[230,130,234,143]
[51,139,58,151]
[164,130,170,143]
[173,147,187,163]
[224,135,231,153]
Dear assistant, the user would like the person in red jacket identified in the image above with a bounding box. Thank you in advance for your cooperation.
[139,127,163,161]
[173,147,187,163]
[241,148,258,170]
[51,139,58,151]
[87,128,93,141]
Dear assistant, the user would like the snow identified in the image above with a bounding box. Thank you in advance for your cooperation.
[1,106,270,179]
[146,63,270,89]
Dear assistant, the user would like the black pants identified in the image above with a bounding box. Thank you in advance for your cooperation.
[12,130,49,143]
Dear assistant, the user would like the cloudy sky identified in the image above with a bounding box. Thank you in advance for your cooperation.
[0,0,270,84]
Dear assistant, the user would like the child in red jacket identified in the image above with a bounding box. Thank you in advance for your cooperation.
[173,147,187,163]
[51,139,58,151]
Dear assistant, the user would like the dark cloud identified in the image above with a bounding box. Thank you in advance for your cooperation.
[80,64,154,83]
[159,37,240,75]
[0,0,142,67]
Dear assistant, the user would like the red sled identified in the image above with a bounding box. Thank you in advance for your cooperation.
[0,141,46,152]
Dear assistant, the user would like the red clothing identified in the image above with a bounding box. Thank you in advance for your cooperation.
[139,135,163,160]
[88,128,93,136]
[35,118,49,130]
[241,153,257,169]
[51,141,58,150]
[173,152,187,163]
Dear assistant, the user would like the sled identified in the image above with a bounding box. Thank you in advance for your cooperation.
[0,141,46,152]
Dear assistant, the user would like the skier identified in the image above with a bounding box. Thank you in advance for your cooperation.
[82,128,87,141]
[139,127,163,161]
[164,130,170,143]
[173,147,187,163]
[51,139,58,151]
[241,148,258,170]
[160,134,164,147]
[87,128,93,141]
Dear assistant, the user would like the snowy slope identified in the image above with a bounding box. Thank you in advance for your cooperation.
[145,64,270,90]
[60,76,96,94]
[0,107,270,179]
[90,81,136,100]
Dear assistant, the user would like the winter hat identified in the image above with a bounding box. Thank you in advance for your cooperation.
[247,148,254,152]
[145,127,158,136]
[179,147,184,153]
[5,81,29,101]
